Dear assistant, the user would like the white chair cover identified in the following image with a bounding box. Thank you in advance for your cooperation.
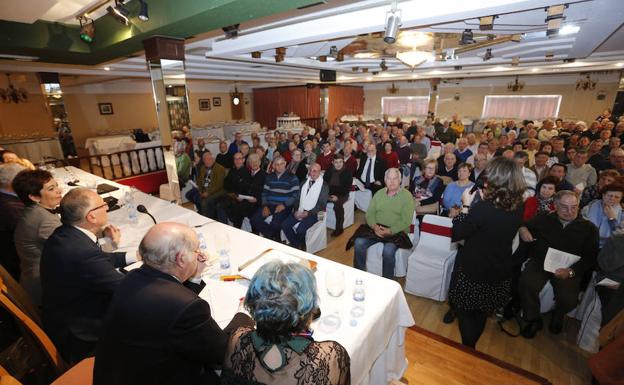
[576,277,601,353]
[366,213,419,278]
[354,189,372,212]
[280,213,327,254]
[404,215,458,301]
[326,191,355,230]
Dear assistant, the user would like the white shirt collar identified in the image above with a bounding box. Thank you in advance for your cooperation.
[0,189,17,197]
[73,225,97,244]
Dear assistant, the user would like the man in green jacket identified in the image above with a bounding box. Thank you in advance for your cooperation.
[196,152,225,219]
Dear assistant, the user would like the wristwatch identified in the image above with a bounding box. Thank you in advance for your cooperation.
[568,269,575,278]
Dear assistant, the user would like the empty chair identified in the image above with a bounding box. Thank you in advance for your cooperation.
[366,212,420,278]
[405,215,457,301]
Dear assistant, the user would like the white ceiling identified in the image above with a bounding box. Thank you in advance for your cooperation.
[0,0,623,85]
[0,0,107,24]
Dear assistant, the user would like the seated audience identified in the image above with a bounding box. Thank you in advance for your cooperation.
[580,169,620,207]
[566,150,597,191]
[438,153,458,181]
[518,191,599,338]
[435,121,457,144]
[380,141,400,169]
[396,135,411,165]
[442,163,474,217]
[469,153,487,183]
[450,114,464,137]
[281,163,328,250]
[217,152,252,226]
[454,138,473,164]
[356,143,386,194]
[531,151,550,181]
[302,140,317,166]
[251,156,300,240]
[174,140,192,187]
[595,233,624,324]
[411,159,445,213]
[228,132,247,154]
[351,168,415,279]
[222,260,349,385]
[192,152,226,219]
[41,187,136,363]
[514,151,537,196]
[0,163,25,280]
[548,163,575,191]
[537,119,558,142]
[216,141,233,169]
[13,169,62,306]
[323,155,353,237]
[341,139,359,175]
[581,182,624,247]
[94,223,253,385]
[523,176,558,221]
[316,142,335,171]
[194,138,209,162]
[284,149,307,182]
[595,148,624,174]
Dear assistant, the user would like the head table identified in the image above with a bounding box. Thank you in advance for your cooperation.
[52,166,415,385]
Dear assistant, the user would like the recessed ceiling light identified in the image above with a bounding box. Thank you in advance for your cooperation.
[559,25,580,35]
[489,66,507,71]
[104,66,111,71]
[366,76,373,81]
[531,68,539,72]
[616,63,624,68]
[411,74,418,78]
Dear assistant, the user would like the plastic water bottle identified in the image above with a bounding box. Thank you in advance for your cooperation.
[125,190,138,224]
[219,248,230,270]
[353,278,365,302]
[197,233,207,251]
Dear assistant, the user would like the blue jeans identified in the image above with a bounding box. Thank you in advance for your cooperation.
[353,237,398,279]
[250,205,292,238]
[281,212,319,249]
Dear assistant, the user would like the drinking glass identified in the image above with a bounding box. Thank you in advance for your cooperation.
[214,233,231,270]
[325,270,345,297]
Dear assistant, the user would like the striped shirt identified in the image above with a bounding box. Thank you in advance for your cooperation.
[261,172,300,207]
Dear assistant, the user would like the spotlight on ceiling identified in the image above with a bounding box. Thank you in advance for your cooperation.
[459,29,474,45]
[380,59,388,71]
[78,15,95,43]
[138,0,149,21]
[384,2,401,44]
[479,15,496,31]
[511,57,520,66]
[251,51,261,59]
[222,24,240,39]
[329,45,338,57]
[483,48,493,61]
[106,0,129,25]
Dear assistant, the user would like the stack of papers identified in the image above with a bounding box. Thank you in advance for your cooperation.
[543,248,580,273]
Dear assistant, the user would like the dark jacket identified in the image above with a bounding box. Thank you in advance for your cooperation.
[223,166,251,195]
[93,265,251,385]
[453,200,524,283]
[196,162,226,197]
[0,192,24,280]
[215,152,233,169]
[356,154,386,184]
[40,225,126,362]
[525,212,599,278]
[323,167,353,198]
[249,169,267,203]
[293,179,329,216]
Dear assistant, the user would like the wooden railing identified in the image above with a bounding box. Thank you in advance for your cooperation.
[44,145,170,181]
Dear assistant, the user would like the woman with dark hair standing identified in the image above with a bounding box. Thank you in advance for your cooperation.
[13,169,62,305]
[447,157,526,348]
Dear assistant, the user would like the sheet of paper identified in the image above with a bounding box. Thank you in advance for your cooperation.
[575,183,585,191]
[199,281,249,324]
[237,194,255,201]
[353,179,366,191]
[543,247,581,273]
[597,277,620,287]
[238,250,303,280]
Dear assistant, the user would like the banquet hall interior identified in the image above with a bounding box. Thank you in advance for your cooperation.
[1,0,624,384]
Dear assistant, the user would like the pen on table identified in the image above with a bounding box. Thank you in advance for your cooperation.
[220,275,243,281]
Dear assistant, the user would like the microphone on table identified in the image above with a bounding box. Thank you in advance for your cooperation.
[137,204,157,224]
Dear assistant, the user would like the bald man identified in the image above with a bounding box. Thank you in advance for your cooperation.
[94,222,253,385]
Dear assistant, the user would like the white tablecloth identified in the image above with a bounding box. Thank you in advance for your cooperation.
[192,122,261,141]
[0,137,64,163]
[53,166,414,385]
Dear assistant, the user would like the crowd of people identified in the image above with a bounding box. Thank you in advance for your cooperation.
[1,106,623,384]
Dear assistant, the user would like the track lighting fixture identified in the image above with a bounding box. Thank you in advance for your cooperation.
[222,24,240,39]
[380,59,388,71]
[78,15,95,43]
[483,48,493,61]
[383,0,401,44]
[459,29,474,45]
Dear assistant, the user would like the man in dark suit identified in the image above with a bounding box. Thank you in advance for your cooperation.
[41,187,136,363]
[356,143,386,194]
[0,163,25,280]
[94,222,253,385]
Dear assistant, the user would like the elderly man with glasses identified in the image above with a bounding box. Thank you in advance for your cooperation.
[517,191,599,338]
[40,187,138,364]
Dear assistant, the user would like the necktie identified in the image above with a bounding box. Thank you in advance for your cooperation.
[308,180,314,190]
[367,158,374,183]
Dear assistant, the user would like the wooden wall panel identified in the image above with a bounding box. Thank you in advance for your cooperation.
[327,85,364,124]
[252,85,322,128]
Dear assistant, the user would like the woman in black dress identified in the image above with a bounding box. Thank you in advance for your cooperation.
[448,157,526,348]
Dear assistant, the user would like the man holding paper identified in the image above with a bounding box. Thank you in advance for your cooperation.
[518,191,599,338]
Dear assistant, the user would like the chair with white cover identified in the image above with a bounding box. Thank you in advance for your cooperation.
[404,215,457,300]
[427,140,443,160]
[280,212,327,254]
[366,212,419,278]
[326,191,355,230]
[576,274,601,353]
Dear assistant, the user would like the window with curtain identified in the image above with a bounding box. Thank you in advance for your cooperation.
[481,95,562,119]
[381,96,429,117]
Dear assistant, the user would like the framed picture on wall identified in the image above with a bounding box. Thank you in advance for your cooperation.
[98,103,114,115]
[199,99,211,111]
[212,97,221,107]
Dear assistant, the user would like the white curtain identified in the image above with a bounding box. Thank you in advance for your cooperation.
[382,96,429,117]
[481,95,562,119]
